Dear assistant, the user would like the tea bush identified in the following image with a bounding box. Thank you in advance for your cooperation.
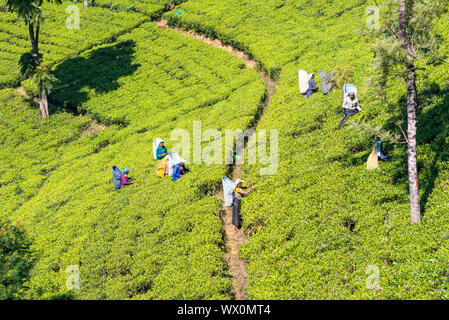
[2,0,449,300]
[94,0,187,18]
[0,1,147,88]
[0,22,265,299]
[0,219,36,299]
[164,0,449,299]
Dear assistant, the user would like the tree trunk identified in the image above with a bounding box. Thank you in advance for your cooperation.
[31,17,48,118]
[405,64,420,223]
[38,85,49,118]
[84,0,88,8]
[35,23,39,53]
[28,24,38,56]
[399,0,421,224]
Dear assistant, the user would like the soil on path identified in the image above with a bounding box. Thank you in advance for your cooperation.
[162,20,278,300]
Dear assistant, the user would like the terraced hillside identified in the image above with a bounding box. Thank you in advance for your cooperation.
[0,3,148,88]
[1,16,265,299]
[164,0,449,299]
[1,0,449,300]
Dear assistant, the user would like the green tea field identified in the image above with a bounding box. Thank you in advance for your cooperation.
[1,0,449,301]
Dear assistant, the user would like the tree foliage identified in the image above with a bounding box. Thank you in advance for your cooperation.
[0,220,36,300]
[370,0,448,96]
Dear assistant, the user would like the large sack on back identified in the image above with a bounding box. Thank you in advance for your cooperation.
[222,176,235,207]
[157,156,169,178]
[367,147,379,171]
[298,70,309,94]
[344,84,358,99]
[112,166,122,189]
[319,71,336,95]
[167,151,186,177]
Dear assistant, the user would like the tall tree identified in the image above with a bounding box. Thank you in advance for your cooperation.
[398,0,420,223]
[81,0,95,8]
[371,0,448,223]
[5,0,61,118]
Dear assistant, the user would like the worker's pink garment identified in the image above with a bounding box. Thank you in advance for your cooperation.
[121,174,133,188]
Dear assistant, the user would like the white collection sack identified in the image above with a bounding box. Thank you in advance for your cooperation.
[222,176,236,207]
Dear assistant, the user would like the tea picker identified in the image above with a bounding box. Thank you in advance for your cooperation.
[112,166,134,189]
[367,141,392,171]
[339,84,362,127]
[375,141,392,161]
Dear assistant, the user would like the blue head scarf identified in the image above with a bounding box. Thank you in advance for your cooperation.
[375,141,381,154]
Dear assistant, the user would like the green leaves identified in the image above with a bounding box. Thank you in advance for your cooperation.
[0,3,148,88]
[5,0,42,24]
[30,63,58,94]
[18,51,41,76]
[162,0,449,299]
[0,219,36,300]
[18,51,58,95]
[1,0,448,300]
[0,17,265,299]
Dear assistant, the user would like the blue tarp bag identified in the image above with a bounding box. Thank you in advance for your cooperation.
[319,71,336,95]
[172,164,181,181]
[112,166,123,189]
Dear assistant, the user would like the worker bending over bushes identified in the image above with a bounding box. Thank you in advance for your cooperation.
[121,168,134,188]
[112,166,134,189]
[375,141,392,161]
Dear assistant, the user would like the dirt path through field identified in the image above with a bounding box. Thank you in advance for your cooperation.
[163,20,278,300]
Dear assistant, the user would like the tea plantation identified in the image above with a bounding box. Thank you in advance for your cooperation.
[164,0,449,298]
[1,14,265,299]
[0,2,149,88]
[1,0,449,299]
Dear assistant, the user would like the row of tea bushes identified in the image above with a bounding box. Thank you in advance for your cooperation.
[1,23,265,299]
[163,0,449,298]
[0,1,147,88]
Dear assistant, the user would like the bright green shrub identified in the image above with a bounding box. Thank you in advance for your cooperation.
[2,0,448,300]
[0,20,265,299]
[94,0,187,18]
[0,2,147,88]
[162,0,449,299]
[0,219,36,300]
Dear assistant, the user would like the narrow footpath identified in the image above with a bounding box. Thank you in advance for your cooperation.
[162,20,278,300]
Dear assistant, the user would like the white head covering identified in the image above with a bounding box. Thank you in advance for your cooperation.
[234,179,244,188]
